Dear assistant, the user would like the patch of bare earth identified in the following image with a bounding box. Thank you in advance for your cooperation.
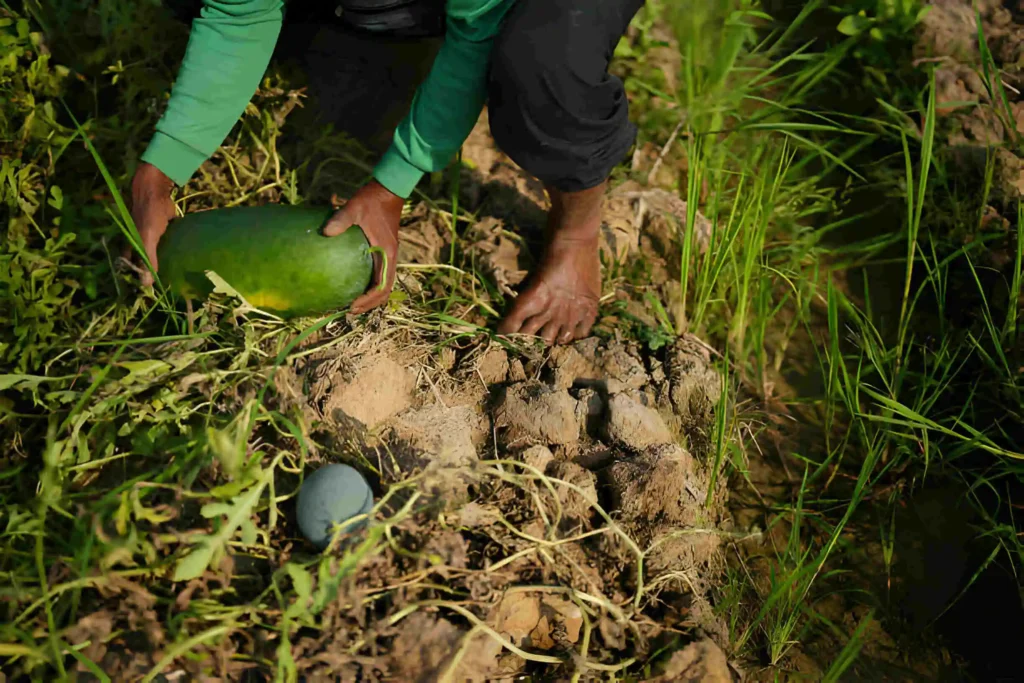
[278,323,734,681]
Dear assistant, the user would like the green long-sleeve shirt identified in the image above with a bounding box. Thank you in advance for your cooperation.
[141,0,513,199]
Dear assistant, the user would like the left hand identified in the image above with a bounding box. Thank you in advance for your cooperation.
[323,180,405,314]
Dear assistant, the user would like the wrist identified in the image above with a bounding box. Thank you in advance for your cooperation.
[136,162,174,194]
[366,179,404,208]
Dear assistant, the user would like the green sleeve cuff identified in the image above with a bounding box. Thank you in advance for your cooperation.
[140,131,210,186]
[372,145,425,199]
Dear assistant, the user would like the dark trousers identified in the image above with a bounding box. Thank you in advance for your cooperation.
[165,0,645,192]
[489,0,646,192]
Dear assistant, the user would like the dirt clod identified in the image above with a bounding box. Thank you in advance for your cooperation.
[521,444,555,472]
[594,342,650,393]
[475,345,511,384]
[493,592,584,651]
[917,0,981,61]
[549,344,596,390]
[666,340,720,417]
[389,612,500,682]
[549,340,649,394]
[649,638,732,683]
[603,443,724,575]
[605,444,701,528]
[388,404,486,468]
[606,392,675,450]
[326,351,415,430]
[494,381,581,447]
[547,460,598,527]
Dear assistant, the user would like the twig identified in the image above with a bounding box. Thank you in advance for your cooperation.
[647,116,686,185]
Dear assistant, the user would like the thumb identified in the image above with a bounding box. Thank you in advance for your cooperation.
[140,234,160,287]
[323,208,356,237]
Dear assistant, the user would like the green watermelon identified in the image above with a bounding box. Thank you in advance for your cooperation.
[157,204,373,318]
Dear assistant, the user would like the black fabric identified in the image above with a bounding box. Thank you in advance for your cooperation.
[165,0,445,38]
[163,0,202,23]
[336,0,446,38]
[488,0,645,193]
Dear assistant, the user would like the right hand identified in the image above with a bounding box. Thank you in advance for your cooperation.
[322,180,404,314]
[125,162,175,287]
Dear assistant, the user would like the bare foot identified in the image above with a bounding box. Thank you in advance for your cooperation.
[498,183,604,345]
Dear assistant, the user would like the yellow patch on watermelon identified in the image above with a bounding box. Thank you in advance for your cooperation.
[246,290,292,311]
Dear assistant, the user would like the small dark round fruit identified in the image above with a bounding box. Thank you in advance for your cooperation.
[296,464,374,549]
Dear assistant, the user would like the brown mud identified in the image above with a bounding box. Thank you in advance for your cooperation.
[273,271,736,679]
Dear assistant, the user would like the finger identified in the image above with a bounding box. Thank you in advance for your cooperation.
[323,212,356,237]
[538,320,563,346]
[518,313,551,338]
[350,288,390,315]
[569,307,598,344]
[497,293,547,335]
[575,312,597,340]
[139,231,161,287]
[368,248,387,290]
[557,325,575,345]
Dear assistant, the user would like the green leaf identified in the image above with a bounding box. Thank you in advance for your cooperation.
[115,491,130,536]
[132,492,175,524]
[173,470,270,581]
[206,419,249,480]
[209,479,250,499]
[0,375,41,391]
[239,517,258,545]
[205,270,248,302]
[275,635,298,683]
[47,185,62,211]
[286,563,312,599]
[837,14,872,36]
[66,647,110,683]
[200,502,232,518]
[205,270,281,319]
[117,359,172,383]
[284,563,313,620]
[173,539,216,582]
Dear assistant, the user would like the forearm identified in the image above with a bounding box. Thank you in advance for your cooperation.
[373,0,514,198]
[141,0,284,185]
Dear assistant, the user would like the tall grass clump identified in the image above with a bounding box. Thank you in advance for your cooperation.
[625,0,1023,674]
[622,0,1024,675]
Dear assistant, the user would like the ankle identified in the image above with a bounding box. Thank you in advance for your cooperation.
[547,228,600,248]
[546,181,606,242]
